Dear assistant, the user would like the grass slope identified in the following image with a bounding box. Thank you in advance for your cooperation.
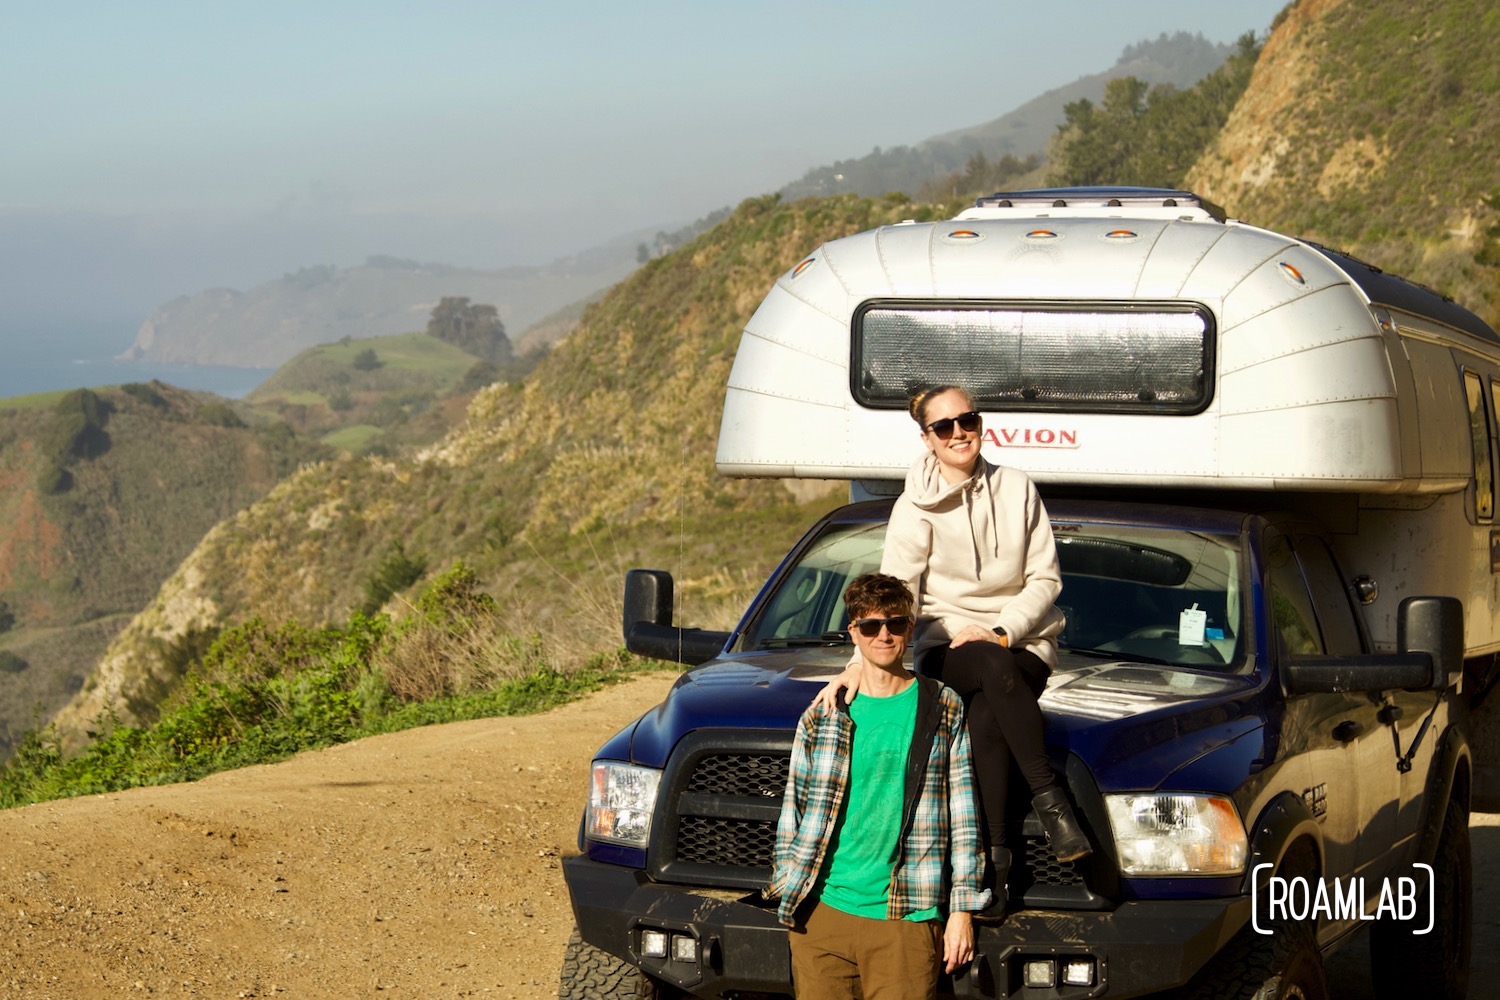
[0,383,325,759]
[1188,0,1500,323]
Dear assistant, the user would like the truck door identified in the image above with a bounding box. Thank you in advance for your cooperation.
[1288,534,1401,883]
[1264,532,1364,902]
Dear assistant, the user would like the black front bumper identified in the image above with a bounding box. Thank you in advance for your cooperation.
[564,855,1251,999]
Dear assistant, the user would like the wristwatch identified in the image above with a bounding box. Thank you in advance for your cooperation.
[992,626,1007,639]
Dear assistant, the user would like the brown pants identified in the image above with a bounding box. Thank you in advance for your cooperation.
[788,901,941,1000]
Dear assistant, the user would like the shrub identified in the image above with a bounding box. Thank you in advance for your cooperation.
[0,569,656,810]
[122,382,168,408]
[197,402,245,428]
[360,541,427,615]
[0,650,27,673]
[36,461,72,494]
[352,348,382,371]
[45,388,112,462]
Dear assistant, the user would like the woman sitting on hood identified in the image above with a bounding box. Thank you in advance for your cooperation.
[817,384,1090,919]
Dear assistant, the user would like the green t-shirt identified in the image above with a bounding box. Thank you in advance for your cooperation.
[817,680,937,922]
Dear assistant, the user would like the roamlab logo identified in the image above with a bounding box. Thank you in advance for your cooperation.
[1250,864,1435,934]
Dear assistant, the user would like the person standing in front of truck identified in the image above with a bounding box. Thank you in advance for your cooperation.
[817,386,1090,918]
[771,572,989,1000]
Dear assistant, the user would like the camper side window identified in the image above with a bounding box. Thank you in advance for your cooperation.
[1464,370,1494,521]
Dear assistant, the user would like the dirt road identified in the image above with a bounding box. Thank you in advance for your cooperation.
[1,672,1495,999]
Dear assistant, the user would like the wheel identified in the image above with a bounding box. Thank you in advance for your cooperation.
[1368,795,1471,1000]
[1171,921,1328,1000]
[558,924,668,999]
[1171,845,1327,1000]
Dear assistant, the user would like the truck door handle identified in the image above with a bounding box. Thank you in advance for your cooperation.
[1332,720,1362,743]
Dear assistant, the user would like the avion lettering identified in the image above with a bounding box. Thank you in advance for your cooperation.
[986,427,1079,449]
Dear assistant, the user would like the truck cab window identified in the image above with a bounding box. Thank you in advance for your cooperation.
[741,521,884,646]
[1265,534,1323,656]
[1291,535,1364,655]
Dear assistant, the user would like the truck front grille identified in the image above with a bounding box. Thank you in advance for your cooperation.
[1023,838,1083,887]
[649,729,1097,901]
[685,752,786,798]
[650,730,793,890]
[677,815,779,869]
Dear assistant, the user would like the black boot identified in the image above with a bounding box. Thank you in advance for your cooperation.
[1033,787,1092,862]
[974,845,1010,922]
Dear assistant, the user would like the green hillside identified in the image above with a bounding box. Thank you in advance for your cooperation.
[0,383,324,758]
[246,331,493,455]
[1188,0,1500,323]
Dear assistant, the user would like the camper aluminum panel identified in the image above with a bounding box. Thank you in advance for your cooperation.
[1335,493,1500,658]
[719,216,1420,489]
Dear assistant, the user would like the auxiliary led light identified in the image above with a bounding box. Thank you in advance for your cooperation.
[671,934,698,963]
[1024,959,1056,988]
[1062,958,1096,987]
[640,929,667,959]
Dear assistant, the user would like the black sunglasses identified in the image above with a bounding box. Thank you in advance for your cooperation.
[850,616,912,638]
[924,411,982,439]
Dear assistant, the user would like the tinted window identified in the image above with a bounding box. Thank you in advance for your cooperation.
[740,521,884,646]
[1292,535,1363,655]
[1465,370,1494,520]
[1265,533,1323,656]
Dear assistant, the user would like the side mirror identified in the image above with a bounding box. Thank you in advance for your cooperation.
[1398,596,1463,690]
[1285,594,1463,694]
[621,569,730,666]
[624,569,674,636]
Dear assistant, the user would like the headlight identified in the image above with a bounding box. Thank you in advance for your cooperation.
[1104,792,1247,875]
[587,761,661,847]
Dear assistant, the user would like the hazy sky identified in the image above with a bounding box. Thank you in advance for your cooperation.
[1,0,1288,330]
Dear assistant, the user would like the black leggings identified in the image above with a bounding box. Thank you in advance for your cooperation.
[924,642,1056,848]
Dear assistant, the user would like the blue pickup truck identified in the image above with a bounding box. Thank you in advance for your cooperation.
[560,496,1470,999]
[559,190,1482,999]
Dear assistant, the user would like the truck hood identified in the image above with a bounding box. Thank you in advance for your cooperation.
[1038,659,1269,792]
[620,651,1270,794]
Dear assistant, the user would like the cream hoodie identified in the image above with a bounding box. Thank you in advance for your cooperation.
[881,452,1065,668]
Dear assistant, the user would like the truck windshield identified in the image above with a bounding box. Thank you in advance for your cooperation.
[1053,522,1244,670]
[741,517,1244,670]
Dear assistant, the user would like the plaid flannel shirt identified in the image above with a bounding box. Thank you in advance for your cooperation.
[769,675,991,926]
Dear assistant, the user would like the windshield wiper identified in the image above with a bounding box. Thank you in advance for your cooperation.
[761,632,850,648]
[1065,645,1177,667]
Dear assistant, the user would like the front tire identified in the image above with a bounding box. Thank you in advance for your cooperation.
[1173,921,1328,1000]
[1368,795,1471,1000]
[558,925,664,999]
[1173,843,1327,1000]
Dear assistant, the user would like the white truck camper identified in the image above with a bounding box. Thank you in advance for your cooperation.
[719,187,1500,687]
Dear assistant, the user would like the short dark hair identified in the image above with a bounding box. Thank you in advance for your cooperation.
[843,573,914,622]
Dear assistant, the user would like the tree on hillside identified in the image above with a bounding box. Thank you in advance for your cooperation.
[46,388,112,464]
[1050,32,1261,189]
[352,348,382,371]
[0,599,14,634]
[426,297,513,364]
[918,151,1044,203]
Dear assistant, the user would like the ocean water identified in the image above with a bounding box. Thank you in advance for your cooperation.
[0,325,269,401]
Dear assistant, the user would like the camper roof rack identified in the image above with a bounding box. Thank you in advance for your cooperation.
[968,186,1227,222]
